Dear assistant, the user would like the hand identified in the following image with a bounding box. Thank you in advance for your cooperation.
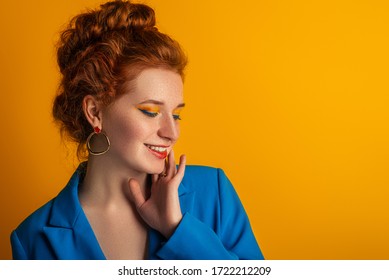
[128,150,186,238]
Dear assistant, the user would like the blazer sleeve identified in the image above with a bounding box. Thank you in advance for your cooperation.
[10,230,28,260]
[156,168,264,260]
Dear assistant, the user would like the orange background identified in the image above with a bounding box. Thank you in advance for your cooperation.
[1,0,389,259]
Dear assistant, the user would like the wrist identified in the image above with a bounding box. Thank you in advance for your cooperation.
[162,214,182,238]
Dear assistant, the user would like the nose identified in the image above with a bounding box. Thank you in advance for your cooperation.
[158,114,179,142]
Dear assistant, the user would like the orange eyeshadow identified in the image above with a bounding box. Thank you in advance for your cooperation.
[135,105,160,113]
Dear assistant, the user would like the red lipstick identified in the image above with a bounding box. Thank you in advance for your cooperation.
[145,145,168,159]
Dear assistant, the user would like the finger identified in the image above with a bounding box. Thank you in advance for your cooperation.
[152,173,159,184]
[172,154,186,185]
[127,178,146,210]
[166,149,176,178]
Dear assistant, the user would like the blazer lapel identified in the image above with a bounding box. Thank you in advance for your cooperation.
[178,181,195,214]
[43,165,105,260]
[43,217,105,260]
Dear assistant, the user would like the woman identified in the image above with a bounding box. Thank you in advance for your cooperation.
[10,0,264,260]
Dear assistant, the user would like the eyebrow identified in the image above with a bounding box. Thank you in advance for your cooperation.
[139,99,185,108]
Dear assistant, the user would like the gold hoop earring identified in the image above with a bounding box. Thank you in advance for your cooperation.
[86,127,111,156]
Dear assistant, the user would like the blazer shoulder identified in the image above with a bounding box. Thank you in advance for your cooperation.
[183,165,220,181]
[184,165,220,175]
[13,199,54,241]
[182,165,229,193]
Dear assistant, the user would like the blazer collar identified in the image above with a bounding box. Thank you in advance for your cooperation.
[47,164,85,228]
[44,162,195,259]
[48,163,195,228]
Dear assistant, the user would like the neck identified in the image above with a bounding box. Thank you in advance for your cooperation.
[79,155,148,208]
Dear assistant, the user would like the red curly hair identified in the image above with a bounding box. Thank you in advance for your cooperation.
[52,0,187,158]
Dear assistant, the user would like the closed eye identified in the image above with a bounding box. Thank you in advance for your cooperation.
[139,109,159,118]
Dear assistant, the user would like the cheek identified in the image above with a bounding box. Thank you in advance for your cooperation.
[107,117,155,147]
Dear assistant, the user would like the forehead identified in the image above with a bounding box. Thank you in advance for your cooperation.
[126,68,184,104]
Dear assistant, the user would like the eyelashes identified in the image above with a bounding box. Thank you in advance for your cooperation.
[137,108,182,120]
[172,109,183,120]
[173,114,181,120]
[139,109,159,118]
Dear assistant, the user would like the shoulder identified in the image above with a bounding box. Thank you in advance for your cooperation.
[183,165,219,178]
[11,166,83,254]
[181,165,232,194]
[11,199,54,253]
[182,165,221,183]
[14,200,53,233]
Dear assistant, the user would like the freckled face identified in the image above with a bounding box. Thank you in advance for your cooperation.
[101,68,184,175]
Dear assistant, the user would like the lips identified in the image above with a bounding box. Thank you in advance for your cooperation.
[145,144,168,159]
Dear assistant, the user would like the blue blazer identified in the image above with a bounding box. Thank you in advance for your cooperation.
[11,164,264,260]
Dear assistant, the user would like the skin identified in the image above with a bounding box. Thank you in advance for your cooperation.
[79,68,186,259]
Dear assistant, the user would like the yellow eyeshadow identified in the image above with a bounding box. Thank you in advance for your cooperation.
[173,108,183,115]
[136,105,160,113]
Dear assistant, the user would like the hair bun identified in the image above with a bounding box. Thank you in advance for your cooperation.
[57,1,156,72]
[99,1,156,31]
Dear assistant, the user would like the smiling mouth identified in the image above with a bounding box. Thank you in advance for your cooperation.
[145,144,169,159]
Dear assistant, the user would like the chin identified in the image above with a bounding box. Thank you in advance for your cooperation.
[140,161,165,175]
[149,166,165,175]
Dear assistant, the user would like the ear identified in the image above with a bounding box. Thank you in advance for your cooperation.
[82,95,103,130]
